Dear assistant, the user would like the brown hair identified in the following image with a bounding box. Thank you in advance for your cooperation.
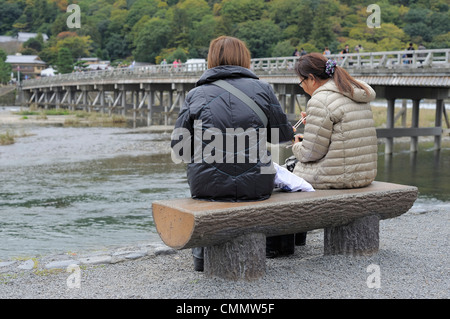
[207,36,251,69]
[294,52,369,96]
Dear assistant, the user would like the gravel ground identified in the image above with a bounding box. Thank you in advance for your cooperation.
[0,203,448,300]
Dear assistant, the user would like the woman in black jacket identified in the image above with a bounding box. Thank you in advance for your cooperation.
[171,36,293,201]
[171,36,294,269]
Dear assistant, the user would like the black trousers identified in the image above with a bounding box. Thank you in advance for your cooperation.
[266,232,307,257]
[193,232,307,260]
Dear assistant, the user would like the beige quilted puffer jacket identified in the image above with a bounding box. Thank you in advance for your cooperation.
[292,79,377,189]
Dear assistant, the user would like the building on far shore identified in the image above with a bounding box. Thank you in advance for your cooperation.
[77,57,111,71]
[6,54,47,79]
[0,32,48,55]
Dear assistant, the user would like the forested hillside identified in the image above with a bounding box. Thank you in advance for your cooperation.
[1,0,449,69]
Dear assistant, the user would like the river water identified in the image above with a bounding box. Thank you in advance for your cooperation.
[0,112,449,260]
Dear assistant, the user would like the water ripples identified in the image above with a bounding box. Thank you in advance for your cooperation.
[0,125,189,259]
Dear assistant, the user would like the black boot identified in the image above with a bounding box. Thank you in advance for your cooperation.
[266,236,281,258]
[295,232,307,246]
[192,247,204,271]
[266,234,295,258]
[279,234,295,255]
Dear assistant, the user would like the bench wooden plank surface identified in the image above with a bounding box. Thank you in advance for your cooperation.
[152,181,418,250]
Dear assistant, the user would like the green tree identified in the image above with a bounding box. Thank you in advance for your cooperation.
[235,20,281,58]
[39,45,59,68]
[0,49,12,84]
[105,33,130,60]
[404,7,433,42]
[13,0,58,33]
[0,0,23,34]
[268,0,314,44]
[166,0,211,48]
[164,47,188,63]
[349,23,406,45]
[108,8,128,36]
[22,35,44,53]
[430,32,450,49]
[56,47,74,74]
[271,40,296,57]
[219,0,265,33]
[310,1,336,51]
[133,17,171,63]
[188,14,217,57]
[3,0,448,63]
[125,0,167,28]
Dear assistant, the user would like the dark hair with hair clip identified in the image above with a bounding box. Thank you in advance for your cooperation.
[294,53,369,97]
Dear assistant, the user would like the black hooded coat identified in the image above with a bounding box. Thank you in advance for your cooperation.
[171,65,293,202]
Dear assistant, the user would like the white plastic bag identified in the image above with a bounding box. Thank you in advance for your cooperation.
[273,162,315,192]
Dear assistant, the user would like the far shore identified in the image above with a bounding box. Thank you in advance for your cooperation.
[1,107,72,126]
[1,105,449,143]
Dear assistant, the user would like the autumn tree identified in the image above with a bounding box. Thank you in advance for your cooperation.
[56,33,93,59]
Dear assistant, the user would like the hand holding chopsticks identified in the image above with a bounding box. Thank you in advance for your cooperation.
[287,113,307,148]
[293,115,306,131]
[293,111,307,132]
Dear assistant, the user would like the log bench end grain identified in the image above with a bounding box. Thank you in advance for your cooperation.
[152,181,418,281]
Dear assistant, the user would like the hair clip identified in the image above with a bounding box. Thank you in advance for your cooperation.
[325,59,337,77]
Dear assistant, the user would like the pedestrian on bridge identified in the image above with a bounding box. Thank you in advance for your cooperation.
[406,42,415,64]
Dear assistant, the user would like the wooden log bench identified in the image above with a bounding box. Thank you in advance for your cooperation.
[152,181,418,281]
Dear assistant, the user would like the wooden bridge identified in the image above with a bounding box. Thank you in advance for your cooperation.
[18,48,450,154]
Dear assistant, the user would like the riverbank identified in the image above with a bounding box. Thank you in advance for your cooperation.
[2,104,447,129]
[2,105,449,145]
[1,202,448,299]
[0,106,175,134]
[1,106,448,300]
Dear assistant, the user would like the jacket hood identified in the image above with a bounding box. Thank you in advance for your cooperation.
[196,65,259,86]
[314,79,376,103]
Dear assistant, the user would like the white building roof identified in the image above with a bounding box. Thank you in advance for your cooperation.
[6,55,46,65]
[0,33,48,43]
[0,36,15,43]
[17,32,48,42]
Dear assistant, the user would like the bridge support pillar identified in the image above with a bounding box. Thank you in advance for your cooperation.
[410,99,420,152]
[100,89,105,114]
[288,86,297,115]
[55,88,62,109]
[147,88,153,126]
[121,88,126,116]
[42,89,49,109]
[385,99,395,154]
[274,84,287,112]
[33,89,39,106]
[67,89,74,111]
[435,99,444,151]
[167,90,173,126]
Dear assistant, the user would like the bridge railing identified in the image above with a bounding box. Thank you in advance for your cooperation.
[21,48,450,89]
[251,48,450,71]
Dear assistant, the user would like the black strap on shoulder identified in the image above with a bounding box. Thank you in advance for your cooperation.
[212,79,268,127]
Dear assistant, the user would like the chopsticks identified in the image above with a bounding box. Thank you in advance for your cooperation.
[293,115,306,130]
[286,115,307,148]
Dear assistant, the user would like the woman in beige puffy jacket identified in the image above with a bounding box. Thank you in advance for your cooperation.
[292,53,378,189]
